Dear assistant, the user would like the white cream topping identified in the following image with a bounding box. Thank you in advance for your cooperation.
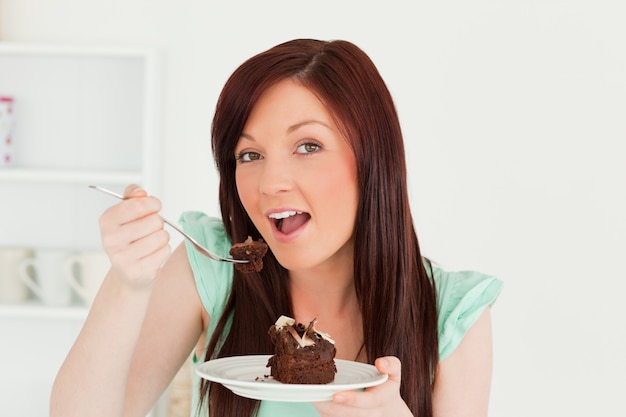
[274,315,295,329]
[313,327,336,345]
[288,326,316,348]
[273,315,336,345]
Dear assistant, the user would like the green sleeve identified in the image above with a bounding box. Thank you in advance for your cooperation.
[178,212,234,341]
[429,262,503,360]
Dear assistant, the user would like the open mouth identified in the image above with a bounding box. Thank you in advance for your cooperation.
[269,210,311,234]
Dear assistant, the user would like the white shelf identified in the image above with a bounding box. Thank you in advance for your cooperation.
[0,42,160,319]
[0,168,143,184]
[0,302,88,320]
[0,42,160,189]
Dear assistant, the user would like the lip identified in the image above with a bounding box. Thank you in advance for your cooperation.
[265,208,310,244]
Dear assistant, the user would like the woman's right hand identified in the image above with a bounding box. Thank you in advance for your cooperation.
[99,184,171,286]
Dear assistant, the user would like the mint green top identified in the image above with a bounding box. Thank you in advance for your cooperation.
[180,212,503,417]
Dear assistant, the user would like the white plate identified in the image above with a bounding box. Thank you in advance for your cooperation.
[195,354,388,402]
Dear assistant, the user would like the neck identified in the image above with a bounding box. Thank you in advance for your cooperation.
[288,255,359,327]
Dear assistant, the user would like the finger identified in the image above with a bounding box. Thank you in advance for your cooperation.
[101,210,164,254]
[314,357,406,417]
[326,356,401,408]
[123,231,171,274]
[102,194,162,228]
[108,228,171,283]
[329,383,395,409]
[119,184,154,223]
[123,225,170,261]
[123,184,147,199]
[123,212,165,245]
[375,356,402,384]
[317,386,395,415]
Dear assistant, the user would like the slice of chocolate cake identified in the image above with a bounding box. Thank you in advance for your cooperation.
[267,315,337,384]
[229,236,268,273]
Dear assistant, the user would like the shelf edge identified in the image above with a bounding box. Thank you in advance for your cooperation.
[0,303,88,320]
[0,168,144,184]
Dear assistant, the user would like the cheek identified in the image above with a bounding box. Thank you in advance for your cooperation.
[235,171,258,214]
[320,171,357,200]
[314,161,359,220]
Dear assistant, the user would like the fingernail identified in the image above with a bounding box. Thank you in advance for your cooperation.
[334,394,346,403]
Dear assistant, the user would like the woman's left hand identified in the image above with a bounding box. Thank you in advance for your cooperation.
[313,356,413,417]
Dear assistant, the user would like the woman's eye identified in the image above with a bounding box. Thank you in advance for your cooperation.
[296,142,321,154]
[236,151,262,163]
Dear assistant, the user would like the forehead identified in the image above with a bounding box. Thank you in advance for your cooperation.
[241,79,355,152]
[245,79,332,126]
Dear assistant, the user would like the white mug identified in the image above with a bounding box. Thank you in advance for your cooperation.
[19,249,73,306]
[0,247,34,303]
[65,250,110,305]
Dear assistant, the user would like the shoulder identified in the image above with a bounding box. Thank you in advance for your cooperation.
[432,307,494,416]
[178,212,233,263]
[179,212,230,244]
[178,212,234,320]
[425,260,503,360]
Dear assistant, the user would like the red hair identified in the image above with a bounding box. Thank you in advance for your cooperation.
[203,39,438,416]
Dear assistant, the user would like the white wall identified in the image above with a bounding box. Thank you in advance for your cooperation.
[2,1,625,416]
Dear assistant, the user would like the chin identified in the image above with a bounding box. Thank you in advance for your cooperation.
[272,252,320,272]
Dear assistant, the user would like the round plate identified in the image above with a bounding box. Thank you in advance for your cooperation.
[195,355,388,402]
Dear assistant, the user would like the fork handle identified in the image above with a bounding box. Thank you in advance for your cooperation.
[90,186,180,234]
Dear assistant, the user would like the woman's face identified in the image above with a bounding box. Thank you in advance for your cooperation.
[234,79,359,272]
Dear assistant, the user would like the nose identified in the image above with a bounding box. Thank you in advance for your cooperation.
[258,159,294,196]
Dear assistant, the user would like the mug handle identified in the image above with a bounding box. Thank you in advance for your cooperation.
[65,255,90,304]
[18,258,42,299]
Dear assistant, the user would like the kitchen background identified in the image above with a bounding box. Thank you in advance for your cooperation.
[0,1,624,416]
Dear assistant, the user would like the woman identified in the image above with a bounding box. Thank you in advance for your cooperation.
[51,39,502,417]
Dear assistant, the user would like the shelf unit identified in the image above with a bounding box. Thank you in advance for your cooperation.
[0,41,160,260]
[0,42,162,417]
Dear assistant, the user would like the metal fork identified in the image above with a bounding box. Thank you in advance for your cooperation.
[89,185,248,264]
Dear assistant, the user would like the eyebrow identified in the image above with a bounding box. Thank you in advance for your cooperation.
[240,119,332,141]
[287,119,332,133]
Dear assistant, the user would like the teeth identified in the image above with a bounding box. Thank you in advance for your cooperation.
[268,210,301,220]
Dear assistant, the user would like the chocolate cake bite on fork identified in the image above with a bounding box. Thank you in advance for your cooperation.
[229,236,268,272]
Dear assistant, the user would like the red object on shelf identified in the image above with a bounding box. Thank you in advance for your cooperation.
[0,96,15,167]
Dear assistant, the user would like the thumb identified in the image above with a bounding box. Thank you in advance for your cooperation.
[375,356,402,384]
[123,184,148,199]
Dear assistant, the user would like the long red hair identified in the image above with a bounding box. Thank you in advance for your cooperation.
[201,39,438,416]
